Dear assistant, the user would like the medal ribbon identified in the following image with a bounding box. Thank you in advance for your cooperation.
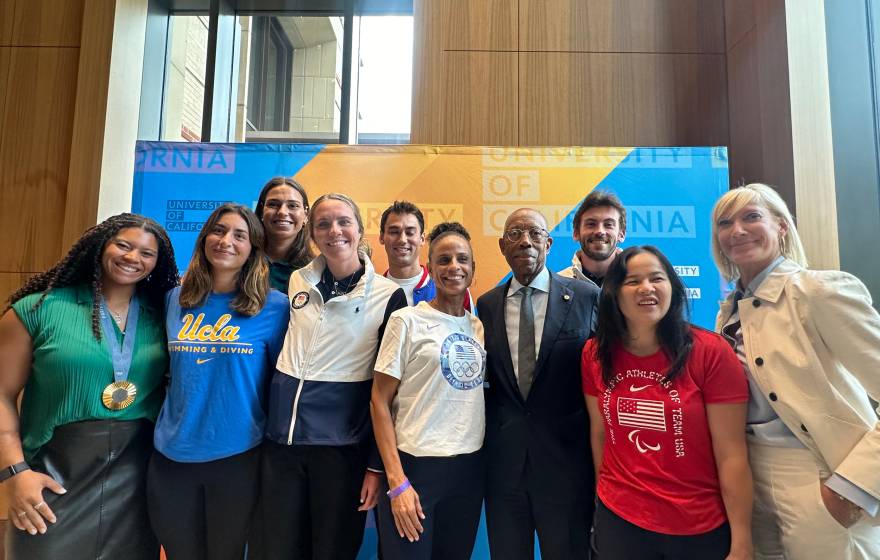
[100,295,140,383]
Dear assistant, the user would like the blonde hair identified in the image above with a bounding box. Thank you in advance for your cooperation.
[308,192,371,258]
[710,183,808,282]
[180,203,270,316]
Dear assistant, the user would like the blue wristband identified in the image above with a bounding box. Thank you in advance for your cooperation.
[386,478,411,499]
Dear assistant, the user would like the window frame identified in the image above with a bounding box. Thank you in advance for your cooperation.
[247,16,294,132]
[139,0,412,144]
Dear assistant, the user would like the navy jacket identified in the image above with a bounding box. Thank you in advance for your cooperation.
[477,271,599,502]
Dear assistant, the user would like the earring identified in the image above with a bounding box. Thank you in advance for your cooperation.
[779,234,787,256]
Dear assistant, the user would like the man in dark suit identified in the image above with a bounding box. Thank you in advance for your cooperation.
[477,208,599,560]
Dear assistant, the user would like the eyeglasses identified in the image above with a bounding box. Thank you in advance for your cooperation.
[504,228,549,243]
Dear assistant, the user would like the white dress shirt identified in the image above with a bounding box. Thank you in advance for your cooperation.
[505,267,550,384]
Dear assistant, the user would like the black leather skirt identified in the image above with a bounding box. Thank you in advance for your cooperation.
[6,419,159,560]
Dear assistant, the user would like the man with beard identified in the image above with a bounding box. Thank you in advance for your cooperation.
[561,190,626,288]
[477,208,599,560]
[379,201,473,310]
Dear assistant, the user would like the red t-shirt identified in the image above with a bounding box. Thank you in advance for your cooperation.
[581,327,748,535]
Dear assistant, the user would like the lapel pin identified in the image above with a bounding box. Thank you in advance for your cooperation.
[563,294,570,301]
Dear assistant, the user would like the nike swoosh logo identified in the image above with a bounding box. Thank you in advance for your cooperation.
[426,323,440,330]
[629,384,652,392]
[196,358,215,365]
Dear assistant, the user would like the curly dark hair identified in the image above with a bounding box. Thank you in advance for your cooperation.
[426,222,471,259]
[593,245,692,387]
[7,213,179,340]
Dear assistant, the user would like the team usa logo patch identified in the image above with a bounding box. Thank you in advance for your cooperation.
[439,333,485,390]
[291,291,310,309]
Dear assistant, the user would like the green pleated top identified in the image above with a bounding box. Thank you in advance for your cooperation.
[12,285,168,461]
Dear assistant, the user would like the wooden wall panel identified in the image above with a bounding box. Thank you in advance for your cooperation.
[0,2,14,45]
[412,0,517,143]
[413,0,730,148]
[441,52,518,145]
[520,0,724,54]
[725,28,763,187]
[440,0,517,51]
[0,48,7,140]
[62,0,115,249]
[0,0,84,47]
[0,47,79,271]
[410,0,443,144]
[520,52,727,147]
[752,0,794,206]
[724,0,794,209]
[724,0,755,51]
[0,273,33,306]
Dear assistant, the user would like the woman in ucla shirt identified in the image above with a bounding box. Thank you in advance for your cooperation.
[147,203,288,559]
[262,193,407,559]
[370,222,486,560]
[582,246,752,560]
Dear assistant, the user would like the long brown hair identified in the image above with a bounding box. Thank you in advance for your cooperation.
[179,203,269,316]
[7,213,179,340]
[255,177,313,269]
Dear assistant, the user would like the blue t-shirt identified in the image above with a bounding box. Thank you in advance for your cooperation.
[155,287,289,462]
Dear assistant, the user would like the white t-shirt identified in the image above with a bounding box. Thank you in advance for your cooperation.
[375,301,486,457]
[386,270,423,306]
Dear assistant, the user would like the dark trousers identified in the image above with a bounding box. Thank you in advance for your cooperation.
[485,460,592,560]
[486,491,591,560]
[593,499,731,560]
[260,440,368,560]
[377,450,484,560]
[146,446,261,560]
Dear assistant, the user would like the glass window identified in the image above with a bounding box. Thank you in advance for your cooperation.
[238,15,344,143]
[140,2,414,145]
[162,15,210,142]
[353,15,413,144]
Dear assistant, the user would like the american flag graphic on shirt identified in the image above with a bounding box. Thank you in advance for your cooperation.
[617,398,667,432]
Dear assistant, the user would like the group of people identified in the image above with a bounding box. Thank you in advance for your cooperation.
[0,180,877,560]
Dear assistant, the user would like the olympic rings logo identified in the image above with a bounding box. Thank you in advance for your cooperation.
[440,333,486,390]
[451,360,481,377]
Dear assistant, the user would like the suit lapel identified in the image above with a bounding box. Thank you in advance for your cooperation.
[490,280,520,397]
[532,274,573,387]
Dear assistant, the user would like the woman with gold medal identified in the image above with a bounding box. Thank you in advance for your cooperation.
[0,213,178,559]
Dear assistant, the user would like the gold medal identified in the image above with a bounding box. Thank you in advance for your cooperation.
[101,381,137,410]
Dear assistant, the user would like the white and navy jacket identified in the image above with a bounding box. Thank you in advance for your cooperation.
[266,255,406,452]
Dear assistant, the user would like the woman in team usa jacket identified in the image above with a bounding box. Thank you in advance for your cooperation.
[261,192,407,559]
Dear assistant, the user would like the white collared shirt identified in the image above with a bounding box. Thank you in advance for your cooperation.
[505,267,550,383]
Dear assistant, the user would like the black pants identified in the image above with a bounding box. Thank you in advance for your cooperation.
[593,499,730,560]
[146,446,261,560]
[260,440,368,560]
[377,450,484,560]
[485,460,592,560]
